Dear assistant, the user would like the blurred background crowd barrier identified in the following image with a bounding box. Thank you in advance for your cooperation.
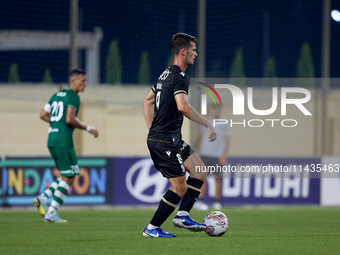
[1,84,340,157]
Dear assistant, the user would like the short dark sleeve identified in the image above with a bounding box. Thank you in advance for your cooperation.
[151,84,156,93]
[173,75,188,96]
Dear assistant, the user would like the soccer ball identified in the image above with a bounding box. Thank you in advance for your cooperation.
[203,211,229,237]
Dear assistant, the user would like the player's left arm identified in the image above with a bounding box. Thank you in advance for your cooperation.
[143,88,155,130]
[40,103,51,123]
[175,93,216,142]
[66,107,99,138]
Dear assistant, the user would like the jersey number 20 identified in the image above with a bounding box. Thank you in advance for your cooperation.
[50,101,64,122]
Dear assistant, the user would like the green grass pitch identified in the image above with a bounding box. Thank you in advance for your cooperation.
[0,206,339,255]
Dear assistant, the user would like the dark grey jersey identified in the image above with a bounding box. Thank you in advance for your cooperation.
[148,65,189,143]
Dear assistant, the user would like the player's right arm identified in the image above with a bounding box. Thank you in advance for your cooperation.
[66,107,99,138]
[143,88,155,130]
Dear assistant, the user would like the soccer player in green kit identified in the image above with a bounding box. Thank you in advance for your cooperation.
[33,69,99,222]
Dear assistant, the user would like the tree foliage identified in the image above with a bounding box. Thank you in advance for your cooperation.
[264,56,277,87]
[229,47,246,86]
[8,63,20,83]
[138,50,151,84]
[106,39,122,84]
[43,67,53,83]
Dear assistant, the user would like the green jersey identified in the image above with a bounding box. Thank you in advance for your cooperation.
[46,88,80,148]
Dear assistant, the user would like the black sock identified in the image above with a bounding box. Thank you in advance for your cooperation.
[150,190,181,227]
[179,177,204,212]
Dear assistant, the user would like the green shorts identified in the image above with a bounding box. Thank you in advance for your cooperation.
[48,147,79,177]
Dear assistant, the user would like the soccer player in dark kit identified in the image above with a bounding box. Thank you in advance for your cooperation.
[143,33,216,237]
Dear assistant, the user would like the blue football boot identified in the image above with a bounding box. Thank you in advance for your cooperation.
[44,213,68,223]
[143,227,176,237]
[172,215,206,232]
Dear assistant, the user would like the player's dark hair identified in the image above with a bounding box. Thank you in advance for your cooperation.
[171,33,197,56]
[69,69,86,78]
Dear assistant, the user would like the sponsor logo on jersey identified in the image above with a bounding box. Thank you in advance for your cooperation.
[48,127,59,133]
[165,150,171,157]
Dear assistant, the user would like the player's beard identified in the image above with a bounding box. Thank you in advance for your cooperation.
[188,59,195,66]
